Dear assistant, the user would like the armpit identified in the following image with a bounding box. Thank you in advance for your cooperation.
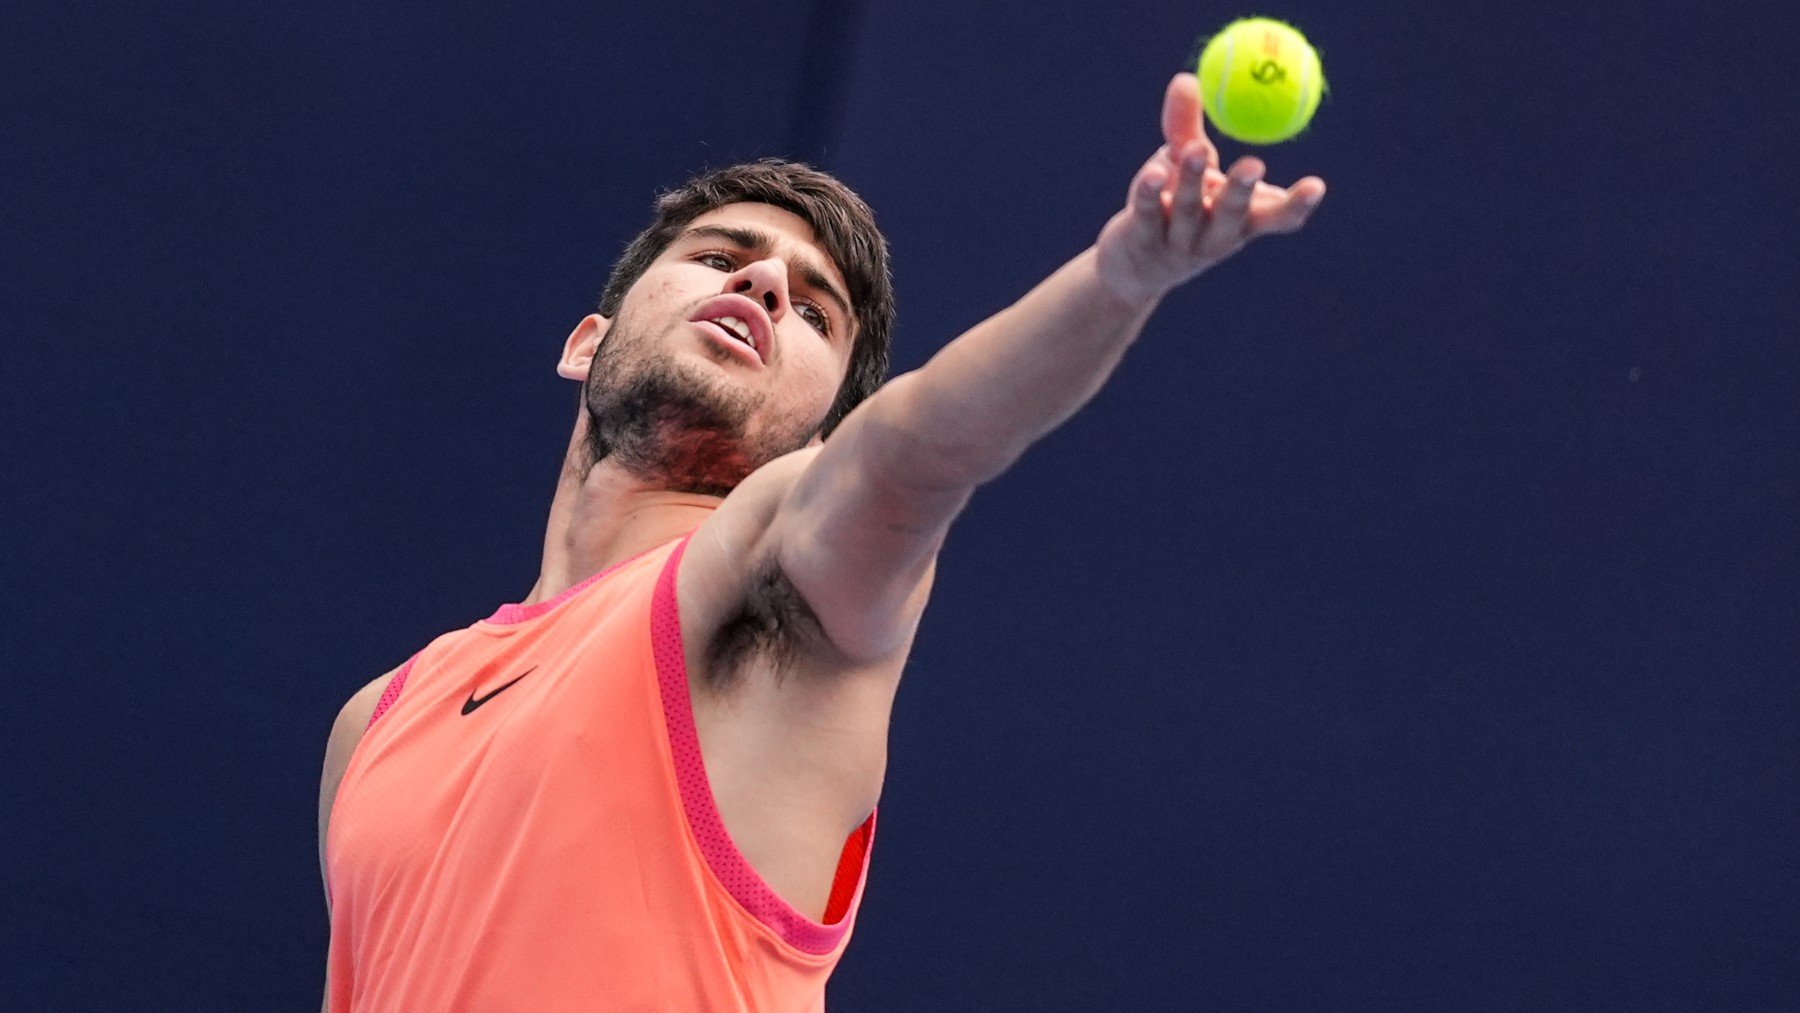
[704,560,831,690]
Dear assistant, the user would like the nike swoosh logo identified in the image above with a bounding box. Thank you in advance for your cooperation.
[462,666,537,715]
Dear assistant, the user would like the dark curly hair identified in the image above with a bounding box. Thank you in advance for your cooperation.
[597,158,895,438]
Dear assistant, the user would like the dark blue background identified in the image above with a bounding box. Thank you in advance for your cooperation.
[5,2,1795,1008]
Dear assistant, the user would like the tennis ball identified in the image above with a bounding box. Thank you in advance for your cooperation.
[1196,17,1326,145]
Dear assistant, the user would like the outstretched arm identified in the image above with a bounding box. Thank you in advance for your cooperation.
[773,72,1327,661]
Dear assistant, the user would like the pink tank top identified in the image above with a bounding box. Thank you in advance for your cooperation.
[325,532,876,1011]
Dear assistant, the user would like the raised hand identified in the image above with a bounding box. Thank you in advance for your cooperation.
[1094,72,1327,306]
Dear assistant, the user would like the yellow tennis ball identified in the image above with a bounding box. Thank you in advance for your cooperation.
[1196,17,1327,145]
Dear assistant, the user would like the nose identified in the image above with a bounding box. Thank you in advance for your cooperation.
[724,257,790,321]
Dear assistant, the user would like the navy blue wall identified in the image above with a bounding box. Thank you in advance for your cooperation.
[5,2,1795,1008]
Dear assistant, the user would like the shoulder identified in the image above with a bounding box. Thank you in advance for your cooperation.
[323,667,403,784]
[672,444,908,689]
[320,664,407,899]
[677,446,822,618]
[706,446,823,541]
[337,667,400,734]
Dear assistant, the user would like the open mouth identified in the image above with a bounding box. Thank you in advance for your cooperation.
[690,294,772,365]
[704,314,758,355]
[695,317,763,364]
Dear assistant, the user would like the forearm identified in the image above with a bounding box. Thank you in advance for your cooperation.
[771,72,1322,661]
[884,245,1161,488]
[769,69,1326,662]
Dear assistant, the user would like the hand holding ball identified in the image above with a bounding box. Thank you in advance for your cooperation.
[1196,17,1326,145]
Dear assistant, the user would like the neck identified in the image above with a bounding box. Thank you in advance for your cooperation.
[521,421,721,607]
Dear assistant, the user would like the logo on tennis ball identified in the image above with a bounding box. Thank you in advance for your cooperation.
[1249,59,1287,85]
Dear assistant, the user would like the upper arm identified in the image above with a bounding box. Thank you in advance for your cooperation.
[770,371,978,661]
[678,370,979,668]
[318,668,400,916]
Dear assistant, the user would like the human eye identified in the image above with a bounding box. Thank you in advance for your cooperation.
[798,301,831,336]
[694,250,734,270]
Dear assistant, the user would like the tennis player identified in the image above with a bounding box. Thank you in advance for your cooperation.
[319,72,1325,1011]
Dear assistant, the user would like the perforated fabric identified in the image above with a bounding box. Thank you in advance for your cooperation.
[364,653,416,731]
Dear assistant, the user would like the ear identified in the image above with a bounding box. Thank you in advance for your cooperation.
[556,314,611,382]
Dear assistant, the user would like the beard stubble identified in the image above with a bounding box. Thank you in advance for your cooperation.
[578,310,823,497]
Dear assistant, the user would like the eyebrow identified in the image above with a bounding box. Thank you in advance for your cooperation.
[676,224,853,329]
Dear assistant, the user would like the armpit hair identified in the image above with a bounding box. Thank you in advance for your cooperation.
[704,558,830,691]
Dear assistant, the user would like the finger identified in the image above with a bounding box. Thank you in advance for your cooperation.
[1200,166,1274,211]
[1126,162,1170,244]
[1160,73,1203,158]
[1247,178,1326,237]
[1145,138,1180,201]
[1203,157,1263,248]
[1166,142,1208,250]
[1199,168,1231,210]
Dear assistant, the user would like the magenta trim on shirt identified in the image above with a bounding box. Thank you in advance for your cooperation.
[650,532,875,955]
[365,652,419,731]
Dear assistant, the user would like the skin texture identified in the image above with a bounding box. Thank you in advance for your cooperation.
[320,71,1328,987]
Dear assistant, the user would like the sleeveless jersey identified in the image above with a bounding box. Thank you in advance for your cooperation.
[324,532,877,1011]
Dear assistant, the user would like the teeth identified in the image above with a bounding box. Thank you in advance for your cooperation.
[713,315,754,347]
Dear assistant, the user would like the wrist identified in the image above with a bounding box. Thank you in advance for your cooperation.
[1078,245,1166,319]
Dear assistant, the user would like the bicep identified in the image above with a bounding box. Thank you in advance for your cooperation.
[773,373,976,662]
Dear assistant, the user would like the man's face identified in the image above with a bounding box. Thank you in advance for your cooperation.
[560,202,858,495]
